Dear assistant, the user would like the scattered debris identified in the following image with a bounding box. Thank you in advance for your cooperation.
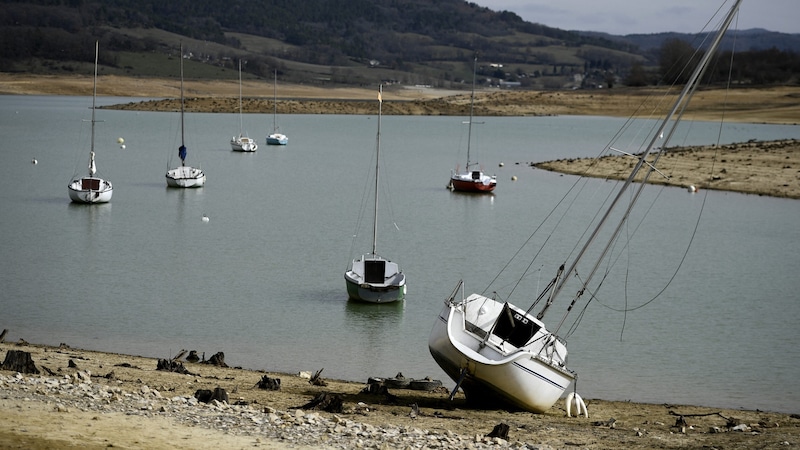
[156,358,196,375]
[409,403,419,420]
[486,423,510,440]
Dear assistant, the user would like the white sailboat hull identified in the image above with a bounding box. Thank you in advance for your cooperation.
[68,177,113,203]
[231,136,257,152]
[428,293,574,413]
[166,166,206,188]
[266,133,288,145]
[345,255,406,303]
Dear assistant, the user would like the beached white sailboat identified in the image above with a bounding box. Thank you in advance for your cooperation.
[429,0,743,413]
[448,56,496,193]
[230,59,257,152]
[345,86,406,303]
[68,41,113,204]
[166,44,206,188]
[266,70,288,146]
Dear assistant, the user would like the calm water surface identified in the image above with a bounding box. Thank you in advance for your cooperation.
[1,95,798,413]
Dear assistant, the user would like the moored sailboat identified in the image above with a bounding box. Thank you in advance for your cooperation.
[166,44,206,188]
[231,59,258,152]
[68,41,113,204]
[429,0,743,413]
[266,70,288,146]
[345,86,406,303]
[448,56,496,193]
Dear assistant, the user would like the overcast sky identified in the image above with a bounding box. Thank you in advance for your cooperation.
[470,0,797,35]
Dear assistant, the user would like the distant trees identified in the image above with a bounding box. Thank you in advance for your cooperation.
[658,38,799,86]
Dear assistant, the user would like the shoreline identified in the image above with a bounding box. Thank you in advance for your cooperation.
[4,74,799,200]
[2,73,800,124]
[2,339,799,449]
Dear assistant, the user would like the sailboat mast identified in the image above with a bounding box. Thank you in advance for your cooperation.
[372,85,383,255]
[180,44,185,149]
[89,40,98,176]
[238,59,243,135]
[273,70,278,131]
[466,56,476,170]
[548,0,743,328]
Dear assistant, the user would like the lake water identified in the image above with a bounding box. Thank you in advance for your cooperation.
[1,94,798,413]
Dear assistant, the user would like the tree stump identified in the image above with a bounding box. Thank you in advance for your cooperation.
[255,375,281,390]
[300,392,343,413]
[194,387,228,404]
[1,350,40,374]
[185,350,200,363]
[204,352,228,367]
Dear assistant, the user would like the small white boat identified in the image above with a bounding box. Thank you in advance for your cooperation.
[345,86,406,303]
[231,59,257,152]
[448,57,496,193]
[68,41,113,204]
[430,0,743,413]
[166,43,206,188]
[266,70,288,146]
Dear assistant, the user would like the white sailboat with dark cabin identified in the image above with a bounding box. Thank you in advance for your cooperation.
[429,0,743,413]
[345,86,406,303]
[68,41,113,204]
[166,44,206,188]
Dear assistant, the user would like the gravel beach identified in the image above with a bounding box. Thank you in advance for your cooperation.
[2,340,799,449]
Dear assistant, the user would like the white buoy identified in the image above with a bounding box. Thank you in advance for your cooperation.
[201,214,209,222]
[499,162,504,167]
[32,158,37,164]
[688,185,697,193]
[511,175,517,181]
[120,144,126,149]
[117,137,125,144]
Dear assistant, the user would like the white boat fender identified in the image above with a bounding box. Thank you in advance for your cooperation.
[565,392,588,418]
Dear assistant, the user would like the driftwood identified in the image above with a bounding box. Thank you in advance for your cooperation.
[309,368,327,386]
[255,375,281,390]
[1,350,40,374]
[203,352,228,367]
[172,349,187,361]
[156,358,196,375]
[185,350,200,363]
[195,387,228,404]
[300,392,343,413]
[668,410,738,428]
[0,329,7,343]
[486,423,510,440]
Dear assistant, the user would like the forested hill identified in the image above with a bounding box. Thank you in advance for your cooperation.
[1,0,797,89]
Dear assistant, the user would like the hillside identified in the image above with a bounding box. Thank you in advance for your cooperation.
[0,0,798,90]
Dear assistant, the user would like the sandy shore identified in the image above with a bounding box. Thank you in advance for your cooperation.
[535,139,800,199]
[2,340,798,449]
